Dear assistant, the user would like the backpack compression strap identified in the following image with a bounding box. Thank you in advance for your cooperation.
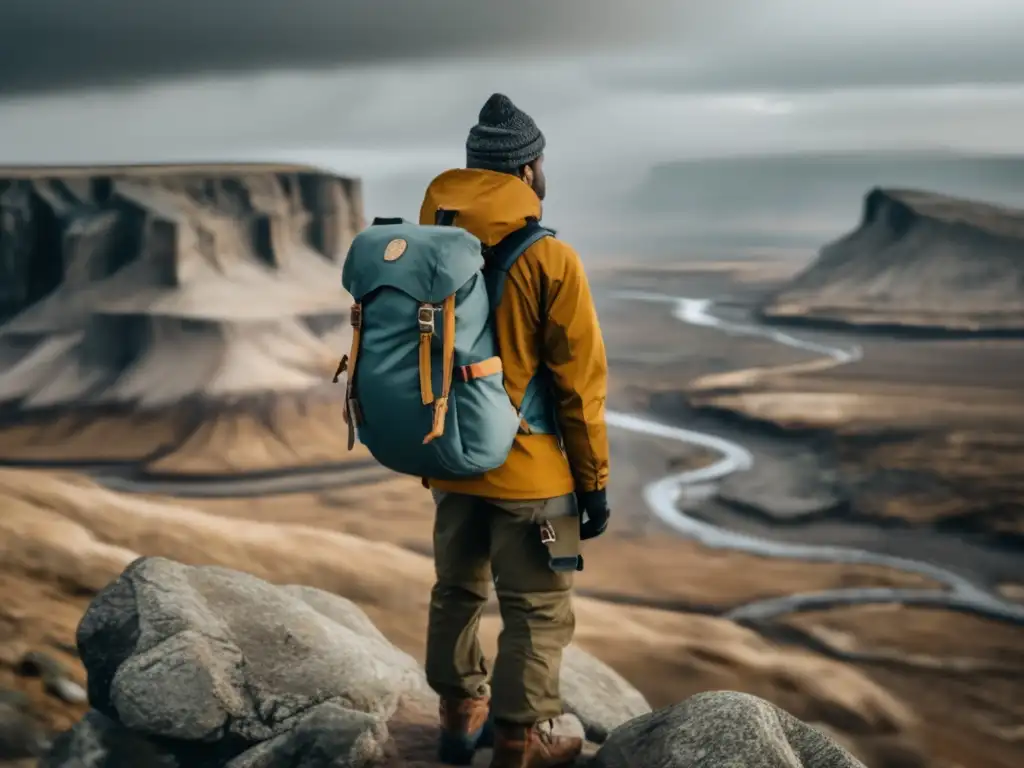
[422,293,456,444]
[484,219,555,308]
[338,302,363,450]
[416,207,461,445]
[417,304,435,406]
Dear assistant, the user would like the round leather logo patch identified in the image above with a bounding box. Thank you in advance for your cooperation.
[383,238,408,261]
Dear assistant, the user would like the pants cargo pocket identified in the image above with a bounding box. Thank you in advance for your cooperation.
[540,512,583,573]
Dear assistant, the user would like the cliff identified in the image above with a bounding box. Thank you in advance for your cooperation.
[0,164,365,471]
[761,188,1024,333]
[621,152,1024,256]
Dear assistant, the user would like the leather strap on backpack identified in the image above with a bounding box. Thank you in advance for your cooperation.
[342,302,363,450]
[331,356,347,383]
[417,209,459,414]
[423,294,456,444]
[456,356,502,381]
[417,304,435,405]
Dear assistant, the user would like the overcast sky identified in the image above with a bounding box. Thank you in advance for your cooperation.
[1,0,1023,224]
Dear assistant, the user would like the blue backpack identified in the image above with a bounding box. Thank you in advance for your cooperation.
[333,211,558,480]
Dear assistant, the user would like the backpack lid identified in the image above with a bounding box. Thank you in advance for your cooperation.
[342,220,483,303]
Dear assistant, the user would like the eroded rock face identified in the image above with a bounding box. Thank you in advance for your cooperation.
[0,167,362,410]
[592,691,866,768]
[761,187,1024,333]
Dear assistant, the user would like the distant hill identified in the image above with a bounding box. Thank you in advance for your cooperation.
[759,187,1024,333]
[618,152,1024,257]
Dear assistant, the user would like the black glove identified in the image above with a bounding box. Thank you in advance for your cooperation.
[576,489,610,540]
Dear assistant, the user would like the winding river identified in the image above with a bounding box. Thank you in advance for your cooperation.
[605,292,1024,625]
[47,289,1024,625]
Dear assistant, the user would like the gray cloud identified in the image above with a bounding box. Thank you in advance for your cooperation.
[0,0,717,95]
[4,1,1024,98]
[3,0,1024,248]
[599,0,1024,92]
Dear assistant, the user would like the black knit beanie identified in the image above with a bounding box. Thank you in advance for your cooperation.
[466,93,546,172]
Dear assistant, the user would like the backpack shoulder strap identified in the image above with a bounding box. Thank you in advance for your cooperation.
[484,219,555,307]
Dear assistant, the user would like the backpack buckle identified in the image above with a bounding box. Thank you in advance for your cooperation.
[417,305,437,334]
[539,521,557,545]
[350,304,362,329]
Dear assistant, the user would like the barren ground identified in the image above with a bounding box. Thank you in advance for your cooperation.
[602,264,1024,767]
[0,261,1021,768]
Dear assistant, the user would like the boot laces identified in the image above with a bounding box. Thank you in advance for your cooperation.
[535,719,558,744]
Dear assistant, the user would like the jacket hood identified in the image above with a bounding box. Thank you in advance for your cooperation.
[419,168,541,247]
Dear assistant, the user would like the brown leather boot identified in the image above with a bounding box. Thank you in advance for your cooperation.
[438,696,491,765]
[489,720,583,768]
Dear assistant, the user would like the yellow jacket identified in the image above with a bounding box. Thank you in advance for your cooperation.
[419,168,609,500]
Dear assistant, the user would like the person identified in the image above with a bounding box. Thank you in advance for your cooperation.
[418,93,611,768]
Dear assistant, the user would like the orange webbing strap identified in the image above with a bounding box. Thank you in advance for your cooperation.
[332,355,348,383]
[455,356,502,382]
[343,302,363,450]
[423,294,456,444]
[417,304,435,405]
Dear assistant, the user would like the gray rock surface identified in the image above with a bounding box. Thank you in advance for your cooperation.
[224,703,387,768]
[560,645,651,743]
[40,710,176,768]
[0,692,50,760]
[592,691,866,768]
[48,558,874,768]
[72,556,428,765]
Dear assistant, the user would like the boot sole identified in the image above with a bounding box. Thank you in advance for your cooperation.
[438,719,492,766]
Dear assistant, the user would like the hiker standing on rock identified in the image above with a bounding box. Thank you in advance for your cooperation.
[419,94,611,767]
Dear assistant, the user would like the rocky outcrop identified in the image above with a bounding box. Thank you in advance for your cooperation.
[61,556,430,767]
[42,557,865,767]
[761,188,1024,333]
[0,165,363,470]
[0,165,362,407]
[592,691,865,768]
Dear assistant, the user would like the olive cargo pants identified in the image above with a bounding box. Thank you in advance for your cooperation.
[426,490,579,725]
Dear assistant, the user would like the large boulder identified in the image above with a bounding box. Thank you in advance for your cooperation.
[592,691,866,768]
[559,645,650,743]
[223,704,387,768]
[58,556,430,766]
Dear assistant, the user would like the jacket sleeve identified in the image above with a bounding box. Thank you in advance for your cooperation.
[498,237,610,491]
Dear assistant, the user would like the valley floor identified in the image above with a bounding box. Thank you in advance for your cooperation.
[1,261,1022,768]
